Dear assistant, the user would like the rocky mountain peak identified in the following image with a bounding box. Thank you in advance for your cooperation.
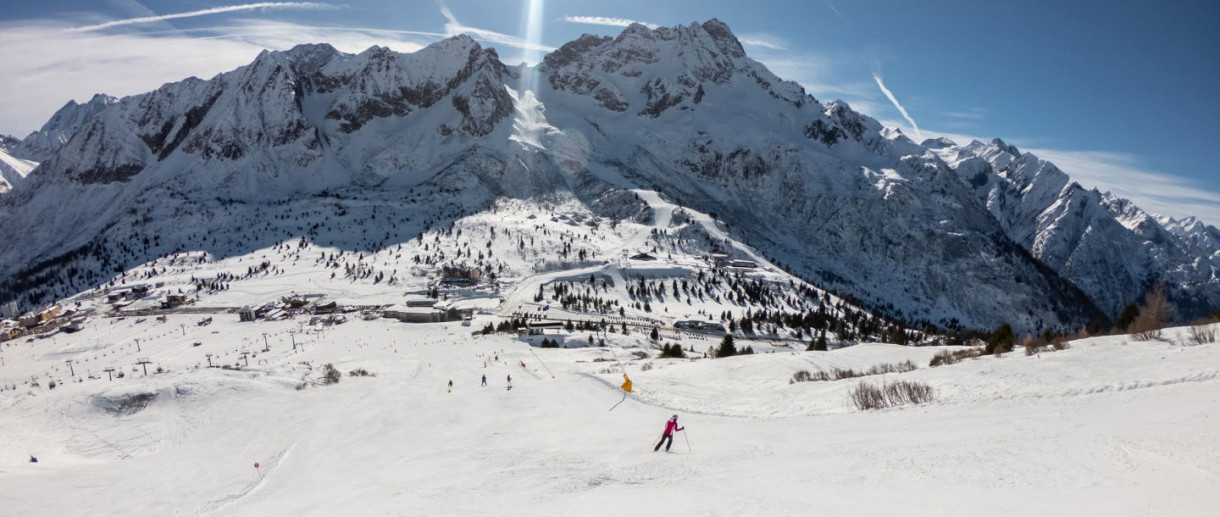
[15,93,118,161]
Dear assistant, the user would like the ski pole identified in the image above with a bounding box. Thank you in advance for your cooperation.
[682,428,691,452]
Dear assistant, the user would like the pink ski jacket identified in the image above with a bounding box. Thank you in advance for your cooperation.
[663,417,681,436]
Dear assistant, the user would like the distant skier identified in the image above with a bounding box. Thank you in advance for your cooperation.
[481,374,487,387]
[448,379,453,393]
[507,374,512,390]
[653,414,684,452]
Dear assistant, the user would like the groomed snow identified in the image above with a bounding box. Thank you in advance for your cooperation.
[2,312,1217,516]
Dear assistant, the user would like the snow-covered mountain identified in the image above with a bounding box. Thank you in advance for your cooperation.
[8,19,1217,332]
[932,138,1220,320]
[0,148,37,195]
[1161,215,1220,266]
[10,94,118,162]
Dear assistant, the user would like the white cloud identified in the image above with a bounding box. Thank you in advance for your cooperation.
[943,107,988,120]
[563,15,658,30]
[737,35,787,51]
[69,2,340,32]
[872,73,921,140]
[1022,148,1220,226]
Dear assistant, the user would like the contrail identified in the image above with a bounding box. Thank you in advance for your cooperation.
[69,2,339,33]
[873,73,922,140]
[564,15,659,29]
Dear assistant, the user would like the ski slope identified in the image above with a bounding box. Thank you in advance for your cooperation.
[1,311,1218,516]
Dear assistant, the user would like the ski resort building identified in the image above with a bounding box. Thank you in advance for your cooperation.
[522,321,565,334]
[384,305,473,324]
[440,266,481,287]
[238,306,256,322]
[162,294,190,309]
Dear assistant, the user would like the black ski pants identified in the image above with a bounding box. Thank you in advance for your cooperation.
[655,433,673,451]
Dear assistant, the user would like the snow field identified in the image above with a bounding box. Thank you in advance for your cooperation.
[2,312,1218,516]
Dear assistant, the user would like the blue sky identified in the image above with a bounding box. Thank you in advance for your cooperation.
[2,0,1217,224]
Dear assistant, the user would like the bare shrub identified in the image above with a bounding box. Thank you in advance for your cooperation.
[850,383,886,410]
[1051,337,1071,351]
[1187,320,1217,346]
[322,363,341,384]
[799,361,920,384]
[929,348,982,367]
[883,381,935,406]
[851,381,936,411]
[1130,285,1172,341]
[348,368,375,377]
[833,368,860,380]
[1022,335,1050,356]
[865,360,917,375]
[929,350,957,367]
[640,362,653,371]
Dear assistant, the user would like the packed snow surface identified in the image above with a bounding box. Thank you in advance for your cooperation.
[2,310,1217,515]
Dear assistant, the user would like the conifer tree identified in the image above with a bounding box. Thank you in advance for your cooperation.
[717,334,737,358]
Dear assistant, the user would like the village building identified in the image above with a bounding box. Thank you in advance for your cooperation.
[0,301,19,320]
[162,294,190,309]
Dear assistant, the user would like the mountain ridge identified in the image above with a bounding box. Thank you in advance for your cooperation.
[2,20,1214,331]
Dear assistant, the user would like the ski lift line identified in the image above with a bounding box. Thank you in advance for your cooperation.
[526,347,555,379]
[607,348,626,375]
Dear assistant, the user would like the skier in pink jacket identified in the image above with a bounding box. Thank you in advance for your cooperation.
[654,414,684,452]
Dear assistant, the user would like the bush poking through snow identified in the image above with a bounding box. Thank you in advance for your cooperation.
[1130,285,1172,341]
[640,362,653,371]
[851,381,935,410]
[865,360,916,375]
[1051,337,1071,351]
[348,368,374,377]
[792,361,918,383]
[1187,320,1216,346]
[929,348,983,367]
[790,370,813,384]
[322,363,341,384]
